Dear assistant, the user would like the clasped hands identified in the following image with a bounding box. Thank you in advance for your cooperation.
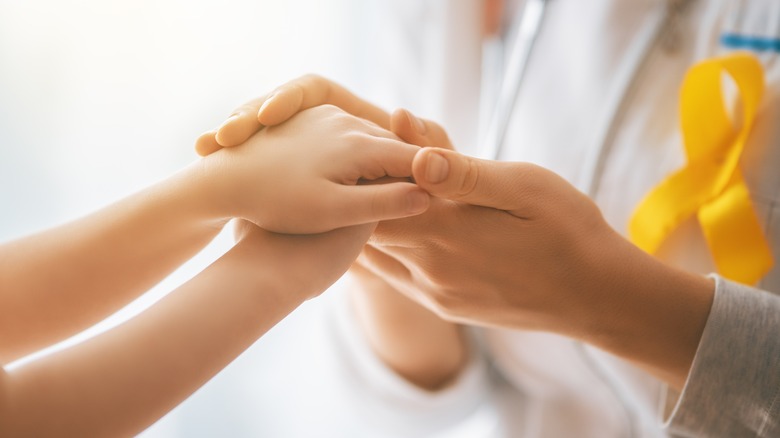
[199,75,714,388]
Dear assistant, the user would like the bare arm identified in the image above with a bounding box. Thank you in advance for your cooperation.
[0,101,427,434]
[0,161,224,363]
[349,113,470,390]
[0,222,372,437]
[0,105,426,364]
[350,263,467,389]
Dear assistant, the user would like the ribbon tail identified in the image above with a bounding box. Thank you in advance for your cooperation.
[698,175,774,285]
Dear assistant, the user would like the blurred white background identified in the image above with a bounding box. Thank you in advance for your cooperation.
[0,0,398,436]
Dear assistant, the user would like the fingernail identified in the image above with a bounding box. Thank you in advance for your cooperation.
[258,94,276,115]
[425,152,449,184]
[218,114,239,130]
[407,111,427,135]
[407,190,429,213]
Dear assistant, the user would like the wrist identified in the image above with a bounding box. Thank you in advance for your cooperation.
[582,234,715,388]
[227,233,310,308]
[178,155,236,228]
[240,226,342,305]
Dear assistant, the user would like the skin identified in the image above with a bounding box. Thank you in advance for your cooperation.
[1,104,427,363]
[202,105,429,234]
[351,112,470,389]
[396,147,713,388]
[198,75,467,390]
[0,105,428,435]
[211,75,716,390]
[1,223,372,437]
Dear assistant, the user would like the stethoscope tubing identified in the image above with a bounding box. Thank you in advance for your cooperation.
[479,0,549,160]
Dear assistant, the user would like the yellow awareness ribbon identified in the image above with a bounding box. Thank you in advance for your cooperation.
[628,52,773,285]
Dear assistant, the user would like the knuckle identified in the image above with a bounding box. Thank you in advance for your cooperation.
[310,103,346,124]
[309,102,332,114]
[342,131,366,149]
[515,163,545,201]
[317,103,346,117]
[456,159,480,198]
[300,73,325,85]
[299,72,320,81]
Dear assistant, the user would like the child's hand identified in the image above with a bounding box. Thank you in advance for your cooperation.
[233,218,375,300]
[196,75,389,156]
[200,105,429,234]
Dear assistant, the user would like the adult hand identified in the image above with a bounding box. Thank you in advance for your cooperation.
[366,147,616,332]
[360,119,714,388]
[347,109,468,390]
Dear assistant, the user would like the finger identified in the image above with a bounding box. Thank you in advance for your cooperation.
[369,195,449,248]
[255,82,305,126]
[357,244,413,287]
[194,130,222,156]
[215,96,268,147]
[360,120,403,142]
[358,176,412,185]
[412,147,532,214]
[349,137,421,181]
[258,74,391,129]
[324,183,430,230]
[390,108,455,151]
[357,245,442,314]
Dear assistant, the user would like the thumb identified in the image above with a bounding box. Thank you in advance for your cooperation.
[412,147,529,214]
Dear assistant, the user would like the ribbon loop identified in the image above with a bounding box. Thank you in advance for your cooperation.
[629,53,773,285]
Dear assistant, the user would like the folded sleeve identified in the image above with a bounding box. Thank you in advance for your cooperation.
[325,287,494,437]
[665,275,780,437]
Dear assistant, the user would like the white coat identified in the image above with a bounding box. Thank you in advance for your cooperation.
[332,1,780,436]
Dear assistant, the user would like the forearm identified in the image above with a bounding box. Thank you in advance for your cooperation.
[0,234,304,437]
[349,266,467,390]
[579,232,715,390]
[0,160,226,362]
